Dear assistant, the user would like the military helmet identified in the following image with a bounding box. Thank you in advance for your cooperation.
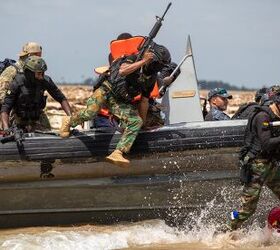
[268,85,280,104]
[24,56,47,72]
[19,42,42,57]
[151,43,171,65]
[255,87,268,103]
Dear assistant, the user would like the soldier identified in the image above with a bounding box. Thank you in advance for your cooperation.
[0,42,42,105]
[0,42,43,130]
[232,87,269,120]
[60,43,171,166]
[228,86,280,230]
[1,56,71,132]
[204,88,232,121]
[1,56,71,178]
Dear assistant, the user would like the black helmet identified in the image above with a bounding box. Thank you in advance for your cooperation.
[255,87,268,103]
[151,43,171,65]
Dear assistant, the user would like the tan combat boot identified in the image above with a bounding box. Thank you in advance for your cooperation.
[106,149,130,167]
[59,116,72,138]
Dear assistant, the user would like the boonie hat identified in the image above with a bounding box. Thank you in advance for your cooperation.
[19,42,42,57]
[208,88,232,100]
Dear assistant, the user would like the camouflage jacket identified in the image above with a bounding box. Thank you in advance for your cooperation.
[0,59,24,104]
[204,106,230,121]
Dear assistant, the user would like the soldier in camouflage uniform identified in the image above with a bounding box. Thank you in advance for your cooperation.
[228,85,280,230]
[1,56,71,178]
[60,43,171,166]
[1,56,71,132]
[0,42,43,129]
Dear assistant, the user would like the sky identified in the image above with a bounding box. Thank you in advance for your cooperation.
[1,0,280,88]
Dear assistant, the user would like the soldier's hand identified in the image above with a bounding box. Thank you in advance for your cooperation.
[163,76,174,86]
[143,51,154,64]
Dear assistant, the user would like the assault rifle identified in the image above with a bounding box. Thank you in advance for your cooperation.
[1,125,24,148]
[136,2,172,61]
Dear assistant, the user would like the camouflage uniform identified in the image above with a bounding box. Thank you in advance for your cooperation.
[0,60,24,103]
[71,85,142,153]
[0,60,25,129]
[205,106,230,121]
[230,159,280,230]
[229,103,280,230]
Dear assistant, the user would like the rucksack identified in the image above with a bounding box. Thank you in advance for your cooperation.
[0,58,16,75]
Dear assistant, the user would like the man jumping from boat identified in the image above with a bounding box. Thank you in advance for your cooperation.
[204,87,232,121]
[59,43,171,166]
[228,85,280,230]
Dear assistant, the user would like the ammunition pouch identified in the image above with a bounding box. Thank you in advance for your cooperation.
[110,77,133,103]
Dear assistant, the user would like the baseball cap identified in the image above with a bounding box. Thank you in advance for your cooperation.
[208,88,233,100]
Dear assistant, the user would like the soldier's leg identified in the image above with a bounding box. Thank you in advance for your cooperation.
[229,160,271,230]
[60,87,107,137]
[108,97,143,153]
[266,165,280,200]
[34,112,52,131]
[105,95,142,165]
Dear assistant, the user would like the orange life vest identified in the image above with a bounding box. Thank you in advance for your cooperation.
[110,36,145,61]
[110,36,160,101]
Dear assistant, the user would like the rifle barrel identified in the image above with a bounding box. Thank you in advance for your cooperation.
[161,2,172,20]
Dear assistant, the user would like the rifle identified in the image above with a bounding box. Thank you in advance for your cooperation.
[158,52,192,98]
[136,2,172,61]
[1,125,24,148]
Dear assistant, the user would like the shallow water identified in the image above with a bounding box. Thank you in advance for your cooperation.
[0,169,280,249]
[0,219,280,250]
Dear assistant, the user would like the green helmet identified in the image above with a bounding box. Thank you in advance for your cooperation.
[24,56,47,72]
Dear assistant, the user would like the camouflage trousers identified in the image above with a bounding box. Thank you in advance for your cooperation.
[71,86,143,153]
[13,112,51,132]
[230,158,280,230]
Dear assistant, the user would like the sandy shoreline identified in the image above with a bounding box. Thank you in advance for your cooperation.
[47,85,255,129]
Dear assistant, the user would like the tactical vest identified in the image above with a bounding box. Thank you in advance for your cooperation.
[232,102,259,120]
[107,57,137,102]
[240,105,280,160]
[107,36,159,102]
[15,83,47,120]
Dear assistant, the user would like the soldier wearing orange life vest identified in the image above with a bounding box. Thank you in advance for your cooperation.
[60,38,172,166]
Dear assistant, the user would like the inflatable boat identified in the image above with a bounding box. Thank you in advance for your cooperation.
[0,37,246,228]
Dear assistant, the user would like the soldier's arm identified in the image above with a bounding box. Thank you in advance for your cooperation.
[255,113,280,151]
[119,52,154,76]
[0,66,17,101]
[0,81,19,130]
[45,76,71,116]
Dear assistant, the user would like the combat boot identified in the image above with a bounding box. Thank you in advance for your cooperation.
[106,149,130,167]
[60,116,72,138]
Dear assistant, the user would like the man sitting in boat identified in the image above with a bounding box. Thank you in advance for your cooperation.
[59,43,171,166]
[228,85,280,231]
[232,87,269,119]
[204,88,232,121]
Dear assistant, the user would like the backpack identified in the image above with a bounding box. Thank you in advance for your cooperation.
[0,58,16,75]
